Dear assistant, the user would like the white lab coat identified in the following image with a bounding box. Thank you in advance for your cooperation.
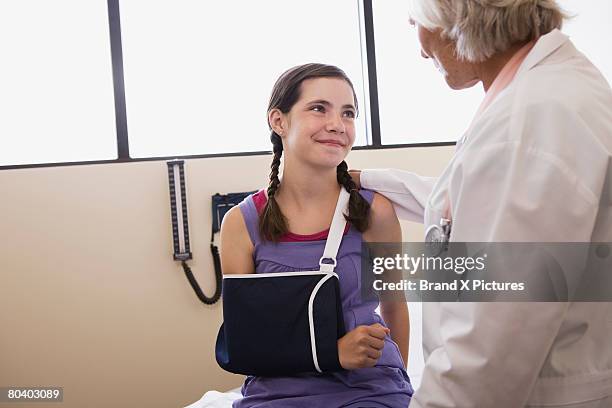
[362,29,612,407]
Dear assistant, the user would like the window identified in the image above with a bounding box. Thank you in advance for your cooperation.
[3,1,610,168]
[372,0,612,146]
[0,0,117,166]
[119,0,368,158]
[372,1,482,146]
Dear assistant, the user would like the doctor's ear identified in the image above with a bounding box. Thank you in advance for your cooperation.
[268,108,287,137]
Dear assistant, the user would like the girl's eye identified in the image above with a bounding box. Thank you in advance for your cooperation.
[312,105,325,112]
[343,110,355,119]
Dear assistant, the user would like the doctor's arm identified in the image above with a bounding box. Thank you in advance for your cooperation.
[353,169,437,223]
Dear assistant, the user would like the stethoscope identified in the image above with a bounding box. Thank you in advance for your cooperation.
[425,216,452,256]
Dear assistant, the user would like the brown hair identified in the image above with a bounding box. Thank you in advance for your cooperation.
[259,63,370,242]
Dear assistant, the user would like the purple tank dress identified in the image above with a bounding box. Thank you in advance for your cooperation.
[232,189,413,408]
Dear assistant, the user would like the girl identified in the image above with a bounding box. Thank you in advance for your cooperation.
[220,63,413,408]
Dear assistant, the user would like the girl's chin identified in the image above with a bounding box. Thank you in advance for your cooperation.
[310,155,347,170]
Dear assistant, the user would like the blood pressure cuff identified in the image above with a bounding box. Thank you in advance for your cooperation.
[215,272,346,377]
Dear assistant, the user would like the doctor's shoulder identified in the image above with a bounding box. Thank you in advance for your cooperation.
[515,54,609,119]
[362,192,401,244]
[219,204,255,275]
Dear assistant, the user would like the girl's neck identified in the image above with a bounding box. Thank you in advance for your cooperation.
[275,161,341,210]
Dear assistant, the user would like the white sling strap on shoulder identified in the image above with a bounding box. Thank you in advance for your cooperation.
[309,187,350,372]
[319,188,350,273]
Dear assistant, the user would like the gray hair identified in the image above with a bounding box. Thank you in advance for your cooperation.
[409,0,568,62]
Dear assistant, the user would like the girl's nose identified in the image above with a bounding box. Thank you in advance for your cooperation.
[326,114,345,133]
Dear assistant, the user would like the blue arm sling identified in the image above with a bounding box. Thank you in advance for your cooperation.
[215,189,350,376]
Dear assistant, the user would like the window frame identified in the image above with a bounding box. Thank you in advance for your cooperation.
[0,0,454,171]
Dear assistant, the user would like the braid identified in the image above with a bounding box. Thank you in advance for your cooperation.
[267,134,282,199]
[259,132,289,241]
[336,161,370,232]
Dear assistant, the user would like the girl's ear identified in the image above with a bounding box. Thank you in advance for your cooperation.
[268,108,287,138]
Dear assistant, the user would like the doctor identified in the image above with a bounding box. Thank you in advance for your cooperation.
[353,0,612,407]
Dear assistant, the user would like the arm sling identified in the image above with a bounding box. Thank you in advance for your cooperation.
[215,189,350,376]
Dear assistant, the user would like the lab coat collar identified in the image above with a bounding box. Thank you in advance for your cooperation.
[516,28,569,76]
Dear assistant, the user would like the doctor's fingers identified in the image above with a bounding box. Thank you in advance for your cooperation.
[348,170,361,189]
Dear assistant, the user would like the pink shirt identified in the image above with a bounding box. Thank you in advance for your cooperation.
[473,40,537,124]
[252,189,350,242]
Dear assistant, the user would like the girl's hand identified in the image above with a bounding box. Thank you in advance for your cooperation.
[337,323,389,370]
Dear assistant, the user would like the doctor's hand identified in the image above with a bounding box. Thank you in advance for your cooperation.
[348,170,361,190]
[337,323,389,370]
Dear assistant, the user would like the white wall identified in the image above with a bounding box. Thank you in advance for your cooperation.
[0,146,453,407]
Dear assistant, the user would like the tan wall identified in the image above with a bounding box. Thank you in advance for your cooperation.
[0,146,453,408]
